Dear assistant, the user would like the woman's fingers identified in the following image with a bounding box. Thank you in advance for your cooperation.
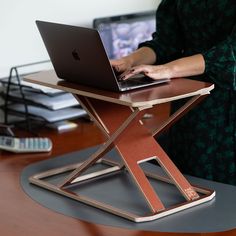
[116,64,172,81]
[110,60,123,72]
[119,65,150,80]
[110,58,133,73]
[133,65,171,80]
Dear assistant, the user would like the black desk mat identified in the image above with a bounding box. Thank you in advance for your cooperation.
[21,145,236,233]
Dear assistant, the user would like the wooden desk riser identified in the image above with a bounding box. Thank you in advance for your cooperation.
[24,70,215,222]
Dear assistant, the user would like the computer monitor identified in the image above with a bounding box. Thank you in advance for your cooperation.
[93,11,156,59]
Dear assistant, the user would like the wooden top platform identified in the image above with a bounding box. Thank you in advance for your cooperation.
[24,70,214,108]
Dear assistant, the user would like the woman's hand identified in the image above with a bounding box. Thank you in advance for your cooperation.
[119,64,173,81]
[110,56,134,74]
[118,54,205,81]
[110,47,157,75]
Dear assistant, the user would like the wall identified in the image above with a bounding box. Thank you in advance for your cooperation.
[0,0,160,78]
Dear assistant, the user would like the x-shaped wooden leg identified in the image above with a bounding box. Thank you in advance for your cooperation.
[29,94,215,222]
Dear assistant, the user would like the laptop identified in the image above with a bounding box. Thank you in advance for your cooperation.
[36,20,170,92]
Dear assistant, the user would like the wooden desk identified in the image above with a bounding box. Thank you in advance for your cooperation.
[0,99,235,235]
[24,70,215,222]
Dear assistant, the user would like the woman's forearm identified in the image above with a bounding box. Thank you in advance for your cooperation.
[126,47,157,67]
[166,54,205,78]
[112,49,206,81]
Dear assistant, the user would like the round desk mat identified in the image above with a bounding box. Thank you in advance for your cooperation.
[21,145,236,233]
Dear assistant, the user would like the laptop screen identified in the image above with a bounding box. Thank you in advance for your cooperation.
[93,11,156,59]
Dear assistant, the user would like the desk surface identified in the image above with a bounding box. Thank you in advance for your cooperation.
[24,70,214,107]
[0,116,235,236]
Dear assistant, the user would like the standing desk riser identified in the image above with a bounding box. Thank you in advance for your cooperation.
[25,70,215,222]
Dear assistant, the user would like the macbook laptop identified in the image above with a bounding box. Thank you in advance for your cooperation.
[36,20,169,92]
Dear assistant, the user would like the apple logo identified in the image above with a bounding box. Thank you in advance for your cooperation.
[72,49,80,61]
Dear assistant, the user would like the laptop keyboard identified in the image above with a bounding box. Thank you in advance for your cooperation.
[119,76,155,87]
